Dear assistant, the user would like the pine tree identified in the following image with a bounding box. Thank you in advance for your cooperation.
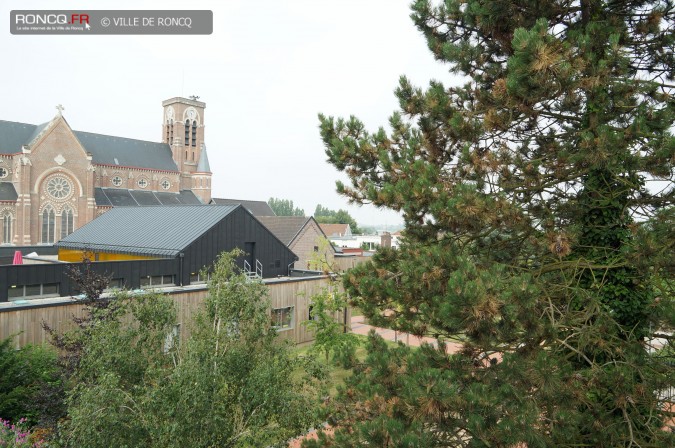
[310,1,675,446]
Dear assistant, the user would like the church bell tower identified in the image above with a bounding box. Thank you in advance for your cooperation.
[161,96,206,175]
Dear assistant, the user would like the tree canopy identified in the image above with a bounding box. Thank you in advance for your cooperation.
[60,251,322,447]
[314,204,361,234]
[268,197,305,216]
[310,1,674,446]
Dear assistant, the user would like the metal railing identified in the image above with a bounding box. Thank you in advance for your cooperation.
[243,259,262,280]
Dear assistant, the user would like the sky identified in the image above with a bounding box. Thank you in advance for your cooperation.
[1,0,454,228]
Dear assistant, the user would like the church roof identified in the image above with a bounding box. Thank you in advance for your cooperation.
[0,121,39,153]
[0,120,178,172]
[74,131,178,171]
[256,216,313,246]
[210,198,275,216]
[94,188,203,207]
[196,145,211,173]
[57,205,239,257]
[0,182,18,202]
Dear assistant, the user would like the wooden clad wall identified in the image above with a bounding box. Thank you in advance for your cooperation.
[0,276,344,348]
[333,256,371,272]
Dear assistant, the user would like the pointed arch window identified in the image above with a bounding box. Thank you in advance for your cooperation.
[170,120,174,144]
[185,120,191,145]
[61,207,74,239]
[2,211,12,244]
[41,206,55,244]
[191,120,197,147]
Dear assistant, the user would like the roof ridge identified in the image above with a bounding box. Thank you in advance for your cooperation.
[0,119,38,126]
[73,129,168,146]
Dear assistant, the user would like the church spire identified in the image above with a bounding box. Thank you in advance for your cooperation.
[196,144,211,173]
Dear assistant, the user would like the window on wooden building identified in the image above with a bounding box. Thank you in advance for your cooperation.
[271,306,294,330]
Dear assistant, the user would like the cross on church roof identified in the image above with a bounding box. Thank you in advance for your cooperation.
[56,104,64,115]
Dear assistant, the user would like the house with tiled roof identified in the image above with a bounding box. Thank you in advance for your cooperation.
[318,223,351,238]
[257,216,334,270]
[0,97,212,245]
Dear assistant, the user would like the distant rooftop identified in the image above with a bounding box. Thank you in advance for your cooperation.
[256,216,313,246]
[210,198,275,216]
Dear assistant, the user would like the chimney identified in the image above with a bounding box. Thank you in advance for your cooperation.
[380,232,392,248]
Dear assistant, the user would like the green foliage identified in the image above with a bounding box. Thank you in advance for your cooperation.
[0,339,58,426]
[60,250,322,447]
[314,204,361,234]
[307,236,336,272]
[312,1,675,446]
[268,197,305,216]
[304,282,360,368]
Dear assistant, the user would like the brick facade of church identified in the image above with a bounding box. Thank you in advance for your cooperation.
[0,97,212,245]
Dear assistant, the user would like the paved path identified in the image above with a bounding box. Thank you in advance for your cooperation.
[349,315,463,353]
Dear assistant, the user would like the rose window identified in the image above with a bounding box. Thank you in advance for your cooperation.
[46,176,72,199]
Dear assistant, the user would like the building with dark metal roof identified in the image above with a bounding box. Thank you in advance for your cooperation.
[210,198,276,216]
[0,97,213,246]
[55,204,297,283]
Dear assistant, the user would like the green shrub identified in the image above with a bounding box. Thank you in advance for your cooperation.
[0,338,59,425]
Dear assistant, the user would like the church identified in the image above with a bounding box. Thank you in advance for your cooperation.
[0,97,212,246]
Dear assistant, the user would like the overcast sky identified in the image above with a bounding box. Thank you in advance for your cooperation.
[1,0,454,227]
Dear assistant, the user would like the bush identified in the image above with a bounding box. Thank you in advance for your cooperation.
[0,338,59,425]
[0,418,46,447]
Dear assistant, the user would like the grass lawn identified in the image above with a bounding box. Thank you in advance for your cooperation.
[292,335,400,397]
[350,307,363,318]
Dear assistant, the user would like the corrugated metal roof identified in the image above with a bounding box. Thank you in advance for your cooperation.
[57,205,238,257]
[0,182,18,201]
[210,198,275,216]
[256,216,310,246]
